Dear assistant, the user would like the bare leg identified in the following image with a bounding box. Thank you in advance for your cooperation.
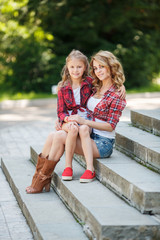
[42,132,55,157]
[75,129,100,167]
[48,130,67,161]
[64,124,79,168]
[61,122,79,168]
[78,125,95,171]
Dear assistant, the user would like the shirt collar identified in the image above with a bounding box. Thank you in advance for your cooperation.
[92,84,117,95]
[62,78,89,91]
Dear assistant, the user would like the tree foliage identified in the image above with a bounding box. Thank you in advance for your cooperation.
[0,0,160,92]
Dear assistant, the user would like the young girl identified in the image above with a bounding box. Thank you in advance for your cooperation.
[57,50,93,180]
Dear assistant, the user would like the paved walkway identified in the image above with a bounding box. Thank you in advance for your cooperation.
[0,102,57,240]
[0,93,160,240]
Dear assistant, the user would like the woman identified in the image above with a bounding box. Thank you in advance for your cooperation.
[26,50,126,193]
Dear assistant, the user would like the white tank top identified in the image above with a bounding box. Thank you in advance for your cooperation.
[87,96,115,138]
[68,87,87,119]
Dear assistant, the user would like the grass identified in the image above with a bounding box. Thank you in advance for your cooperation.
[0,83,160,102]
[126,83,160,94]
[0,91,56,102]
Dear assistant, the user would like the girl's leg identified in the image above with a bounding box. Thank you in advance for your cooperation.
[58,122,79,168]
[78,125,99,171]
[64,124,79,168]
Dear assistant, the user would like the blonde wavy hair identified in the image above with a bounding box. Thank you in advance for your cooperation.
[57,49,89,90]
[90,50,125,92]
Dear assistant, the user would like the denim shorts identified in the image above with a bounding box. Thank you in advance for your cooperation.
[91,132,115,158]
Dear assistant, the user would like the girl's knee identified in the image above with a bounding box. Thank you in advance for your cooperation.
[68,125,79,135]
[79,125,90,137]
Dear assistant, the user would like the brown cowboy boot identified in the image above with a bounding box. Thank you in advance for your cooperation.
[26,158,59,194]
[25,153,45,191]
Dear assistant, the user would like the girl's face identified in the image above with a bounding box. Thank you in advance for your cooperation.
[93,60,111,82]
[67,58,86,82]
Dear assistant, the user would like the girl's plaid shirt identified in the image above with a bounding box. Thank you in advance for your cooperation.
[86,85,126,130]
[57,76,93,124]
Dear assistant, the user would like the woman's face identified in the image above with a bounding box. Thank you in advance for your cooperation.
[67,58,86,82]
[93,60,111,82]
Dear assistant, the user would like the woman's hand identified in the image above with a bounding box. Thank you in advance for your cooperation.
[55,118,62,131]
[68,114,85,125]
[118,85,126,99]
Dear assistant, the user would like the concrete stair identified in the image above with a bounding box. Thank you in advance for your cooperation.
[30,146,160,240]
[1,109,160,239]
[115,122,160,173]
[131,109,160,136]
[74,149,160,214]
[1,155,88,240]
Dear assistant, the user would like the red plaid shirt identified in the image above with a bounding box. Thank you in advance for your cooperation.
[86,85,126,130]
[57,76,93,124]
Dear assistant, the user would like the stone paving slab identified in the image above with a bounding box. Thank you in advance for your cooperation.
[30,146,160,240]
[0,167,33,240]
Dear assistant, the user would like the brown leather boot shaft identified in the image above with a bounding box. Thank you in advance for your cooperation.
[40,159,58,176]
[36,153,45,172]
[27,158,59,194]
[31,153,45,185]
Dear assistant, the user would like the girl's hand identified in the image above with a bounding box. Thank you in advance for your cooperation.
[118,85,126,99]
[68,114,85,125]
[55,118,62,131]
[67,121,79,130]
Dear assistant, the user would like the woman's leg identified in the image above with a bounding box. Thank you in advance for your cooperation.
[26,130,68,193]
[41,132,55,157]
[26,131,56,191]
[48,130,67,161]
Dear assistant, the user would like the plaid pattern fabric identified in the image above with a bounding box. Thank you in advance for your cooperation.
[87,85,126,130]
[57,77,93,124]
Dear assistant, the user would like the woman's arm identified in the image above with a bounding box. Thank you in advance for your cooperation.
[68,115,113,132]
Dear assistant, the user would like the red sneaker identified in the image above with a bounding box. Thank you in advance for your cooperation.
[80,170,96,183]
[62,167,73,180]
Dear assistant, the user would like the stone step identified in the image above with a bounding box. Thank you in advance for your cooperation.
[30,146,160,240]
[131,109,160,136]
[1,155,88,240]
[74,148,160,214]
[116,122,160,173]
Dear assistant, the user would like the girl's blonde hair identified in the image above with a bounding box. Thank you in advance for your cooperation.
[58,49,89,90]
[90,50,125,91]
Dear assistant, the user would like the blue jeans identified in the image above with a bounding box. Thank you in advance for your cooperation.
[91,132,115,158]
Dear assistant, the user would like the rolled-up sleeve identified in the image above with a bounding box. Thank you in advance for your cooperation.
[107,97,126,130]
[57,89,69,125]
